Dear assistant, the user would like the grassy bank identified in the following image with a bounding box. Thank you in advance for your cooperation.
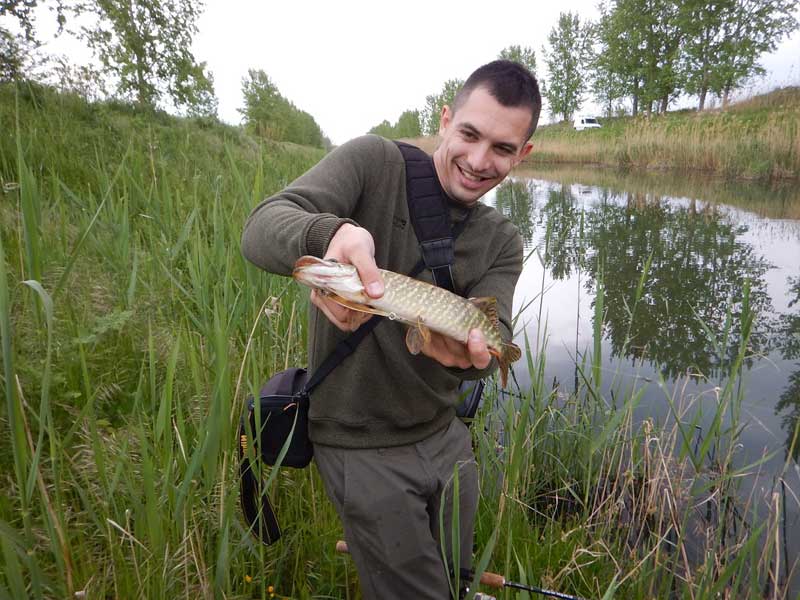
[527,88,800,180]
[0,83,797,598]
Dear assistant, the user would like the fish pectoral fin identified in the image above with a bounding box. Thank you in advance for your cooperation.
[469,297,499,329]
[405,327,424,355]
[326,293,390,317]
[405,321,431,355]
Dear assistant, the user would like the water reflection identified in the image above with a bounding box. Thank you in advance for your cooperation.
[776,276,800,460]
[494,179,536,246]
[582,191,772,380]
[493,165,800,457]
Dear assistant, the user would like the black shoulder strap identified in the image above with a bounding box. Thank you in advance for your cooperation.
[394,141,457,292]
[303,142,471,395]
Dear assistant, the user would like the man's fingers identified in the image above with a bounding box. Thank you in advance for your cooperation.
[350,249,383,299]
[325,223,383,299]
[311,290,351,331]
[420,332,473,369]
[467,329,491,369]
[311,290,371,332]
[418,329,492,369]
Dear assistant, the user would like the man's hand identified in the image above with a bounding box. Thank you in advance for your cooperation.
[310,223,384,332]
[420,328,492,370]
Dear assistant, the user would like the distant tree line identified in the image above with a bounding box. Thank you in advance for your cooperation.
[368,109,421,139]
[1,0,329,148]
[369,0,798,133]
[239,69,329,149]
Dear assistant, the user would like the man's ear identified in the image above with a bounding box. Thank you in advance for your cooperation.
[438,104,452,135]
[514,141,534,165]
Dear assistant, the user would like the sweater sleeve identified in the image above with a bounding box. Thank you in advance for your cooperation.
[240,135,385,276]
[449,226,524,381]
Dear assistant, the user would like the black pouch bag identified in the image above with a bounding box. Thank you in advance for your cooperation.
[245,367,313,468]
[238,367,313,545]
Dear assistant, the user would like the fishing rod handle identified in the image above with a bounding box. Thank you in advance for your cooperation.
[335,541,506,589]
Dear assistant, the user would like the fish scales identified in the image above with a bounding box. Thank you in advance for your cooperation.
[374,270,499,346]
[291,255,521,386]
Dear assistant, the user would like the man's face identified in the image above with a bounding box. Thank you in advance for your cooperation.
[433,86,534,206]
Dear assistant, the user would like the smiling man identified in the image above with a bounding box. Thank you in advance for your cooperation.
[241,60,541,599]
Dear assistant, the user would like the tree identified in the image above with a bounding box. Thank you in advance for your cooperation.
[0,0,44,42]
[368,119,394,138]
[596,0,646,116]
[599,0,685,116]
[680,0,726,110]
[639,0,684,114]
[498,45,538,77]
[368,109,421,140]
[1,0,67,81]
[420,78,463,135]
[0,26,23,81]
[394,109,421,138]
[711,0,798,107]
[79,0,217,115]
[590,5,629,116]
[239,68,324,148]
[542,12,592,122]
[240,69,285,139]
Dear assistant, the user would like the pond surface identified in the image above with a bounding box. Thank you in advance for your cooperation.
[485,165,800,589]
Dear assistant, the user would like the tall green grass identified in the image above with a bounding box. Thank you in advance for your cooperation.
[0,82,796,599]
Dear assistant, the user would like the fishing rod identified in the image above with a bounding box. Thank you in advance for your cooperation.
[334,541,589,600]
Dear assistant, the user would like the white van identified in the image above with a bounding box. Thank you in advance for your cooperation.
[573,116,601,131]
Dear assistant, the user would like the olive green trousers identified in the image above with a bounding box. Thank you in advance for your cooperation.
[314,417,479,600]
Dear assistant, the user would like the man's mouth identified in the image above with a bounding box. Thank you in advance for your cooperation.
[457,164,493,185]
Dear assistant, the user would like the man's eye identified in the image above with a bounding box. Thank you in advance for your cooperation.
[461,130,477,140]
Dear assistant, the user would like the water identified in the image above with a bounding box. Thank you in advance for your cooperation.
[486,165,800,590]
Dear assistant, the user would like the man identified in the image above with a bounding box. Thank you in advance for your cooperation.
[241,59,540,599]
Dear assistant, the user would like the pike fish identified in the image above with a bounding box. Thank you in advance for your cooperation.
[292,256,522,387]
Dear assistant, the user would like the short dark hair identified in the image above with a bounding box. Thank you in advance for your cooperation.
[452,60,542,141]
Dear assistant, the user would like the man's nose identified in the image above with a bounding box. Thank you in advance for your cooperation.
[469,144,492,173]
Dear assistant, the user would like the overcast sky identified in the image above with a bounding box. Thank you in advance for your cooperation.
[28,0,800,145]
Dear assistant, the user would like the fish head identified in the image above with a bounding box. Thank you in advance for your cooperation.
[292,256,365,296]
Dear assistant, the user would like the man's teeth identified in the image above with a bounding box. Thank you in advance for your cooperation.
[460,166,484,181]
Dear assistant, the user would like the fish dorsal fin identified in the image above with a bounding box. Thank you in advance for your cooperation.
[469,297,499,329]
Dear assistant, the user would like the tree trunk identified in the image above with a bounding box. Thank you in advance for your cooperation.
[660,96,668,113]
[722,86,731,108]
[698,68,709,111]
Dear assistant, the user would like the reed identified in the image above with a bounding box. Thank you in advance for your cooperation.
[0,82,795,599]
[525,87,800,181]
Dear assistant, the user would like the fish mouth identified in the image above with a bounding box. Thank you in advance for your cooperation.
[292,255,327,280]
[292,256,363,294]
[293,255,326,270]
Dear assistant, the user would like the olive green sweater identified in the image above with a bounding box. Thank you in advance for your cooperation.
[241,135,523,448]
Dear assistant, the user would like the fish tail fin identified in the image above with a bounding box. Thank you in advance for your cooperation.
[498,342,522,388]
